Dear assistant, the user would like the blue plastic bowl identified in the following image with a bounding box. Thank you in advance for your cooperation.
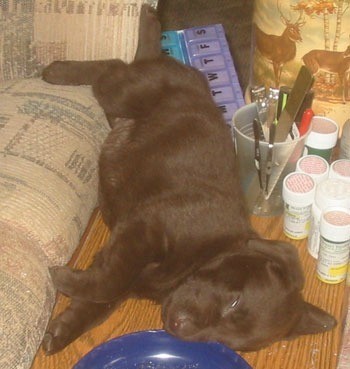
[73,330,252,369]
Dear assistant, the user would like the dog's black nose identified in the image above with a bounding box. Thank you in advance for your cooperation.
[167,312,194,336]
[170,316,186,331]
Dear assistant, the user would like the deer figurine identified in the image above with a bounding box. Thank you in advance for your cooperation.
[254,1,305,87]
[302,45,350,103]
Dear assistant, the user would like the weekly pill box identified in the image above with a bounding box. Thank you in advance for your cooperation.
[161,24,245,125]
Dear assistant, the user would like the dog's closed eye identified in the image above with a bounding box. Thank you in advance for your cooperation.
[222,295,241,317]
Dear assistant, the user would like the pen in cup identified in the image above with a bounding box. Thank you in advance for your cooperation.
[265,122,276,195]
[276,86,290,120]
[253,118,263,190]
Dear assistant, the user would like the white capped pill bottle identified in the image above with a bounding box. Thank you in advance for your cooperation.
[296,155,329,184]
[317,207,350,284]
[304,116,339,162]
[282,172,316,240]
[308,179,350,258]
[329,159,350,183]
[340,119,350,160]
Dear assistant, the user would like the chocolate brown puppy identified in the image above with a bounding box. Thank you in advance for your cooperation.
[41,4,336,355]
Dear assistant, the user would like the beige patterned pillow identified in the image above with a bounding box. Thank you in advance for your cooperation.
[0,2,158,366]
[0,79,110,265]
[0,0,158,81]
[0,226,55,369]
[0,78,110,369]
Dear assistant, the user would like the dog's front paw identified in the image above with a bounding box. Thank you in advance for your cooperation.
[141,3,158,18]
[134,4,161,60]
[49,266,79,297]
[42,316,75,355]
[42,61,72,84]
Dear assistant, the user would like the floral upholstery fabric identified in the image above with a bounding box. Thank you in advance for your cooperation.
[0,1,157,368]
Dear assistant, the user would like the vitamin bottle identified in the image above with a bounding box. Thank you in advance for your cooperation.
[340,119,350,159]
[282,172,316,240]
[308,179,350,258]
[296,155,329,184]
[304,116,338,162]
[329,159,350,183]
[317,207,350,284]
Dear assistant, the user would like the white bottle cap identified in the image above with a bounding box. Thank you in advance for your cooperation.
[282,172,316,205]
[315,179,350,210]
[305,116,339,150]
[320,207,350,242]
[296,155,329,184]
[329,159,350,183]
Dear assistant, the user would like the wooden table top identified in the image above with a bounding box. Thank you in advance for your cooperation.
[31,210,347,369]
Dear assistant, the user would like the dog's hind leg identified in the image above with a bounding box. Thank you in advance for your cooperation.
[42,299,119,354]
[50,221,168,303]
[134,4,162,61]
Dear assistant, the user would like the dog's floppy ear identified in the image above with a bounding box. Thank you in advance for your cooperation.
[285,301,337,338]
[247,239,304,290]
[247,239,337,337]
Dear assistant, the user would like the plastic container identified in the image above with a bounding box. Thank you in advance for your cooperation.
[296,155,329,184]
[304,116,339,162]
[282,172,316,240]
[340,119,350,160]
[233,103,308,216]
[308,179,350,258]
[317,207,350,284]
[329,159,350,183]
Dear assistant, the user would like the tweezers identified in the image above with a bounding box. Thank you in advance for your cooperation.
[253,118,263,190]
[265,122,276,194]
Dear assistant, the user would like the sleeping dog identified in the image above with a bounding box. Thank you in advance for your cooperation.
[41,4,336,354]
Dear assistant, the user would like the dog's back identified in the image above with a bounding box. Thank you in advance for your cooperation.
[98,56,251,248]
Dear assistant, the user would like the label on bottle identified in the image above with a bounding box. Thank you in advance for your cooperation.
[340,139,350,160]
[317,237,350,284]
[340,120,350,160]
[283,203,312,240]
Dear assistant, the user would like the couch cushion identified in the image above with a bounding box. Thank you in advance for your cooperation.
[0,0,158,81]
[251,0,350,133]
[0,1,158,367]
[0,224,55,369]
[0,78,110,265]
[0,78,110,368]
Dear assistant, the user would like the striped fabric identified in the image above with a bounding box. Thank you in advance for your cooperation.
[0,0,158,81]
[0,1,157,368]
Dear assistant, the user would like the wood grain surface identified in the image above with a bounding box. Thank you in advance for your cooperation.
[30,209,347,369]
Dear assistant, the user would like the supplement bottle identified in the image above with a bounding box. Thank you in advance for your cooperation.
[329,159,350,183]
[296,155,329,184]
[308,179,350,258]
[317,207,350,284]
[282,172,316,240]
[340,119,350,160]
[304,116,338,162]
